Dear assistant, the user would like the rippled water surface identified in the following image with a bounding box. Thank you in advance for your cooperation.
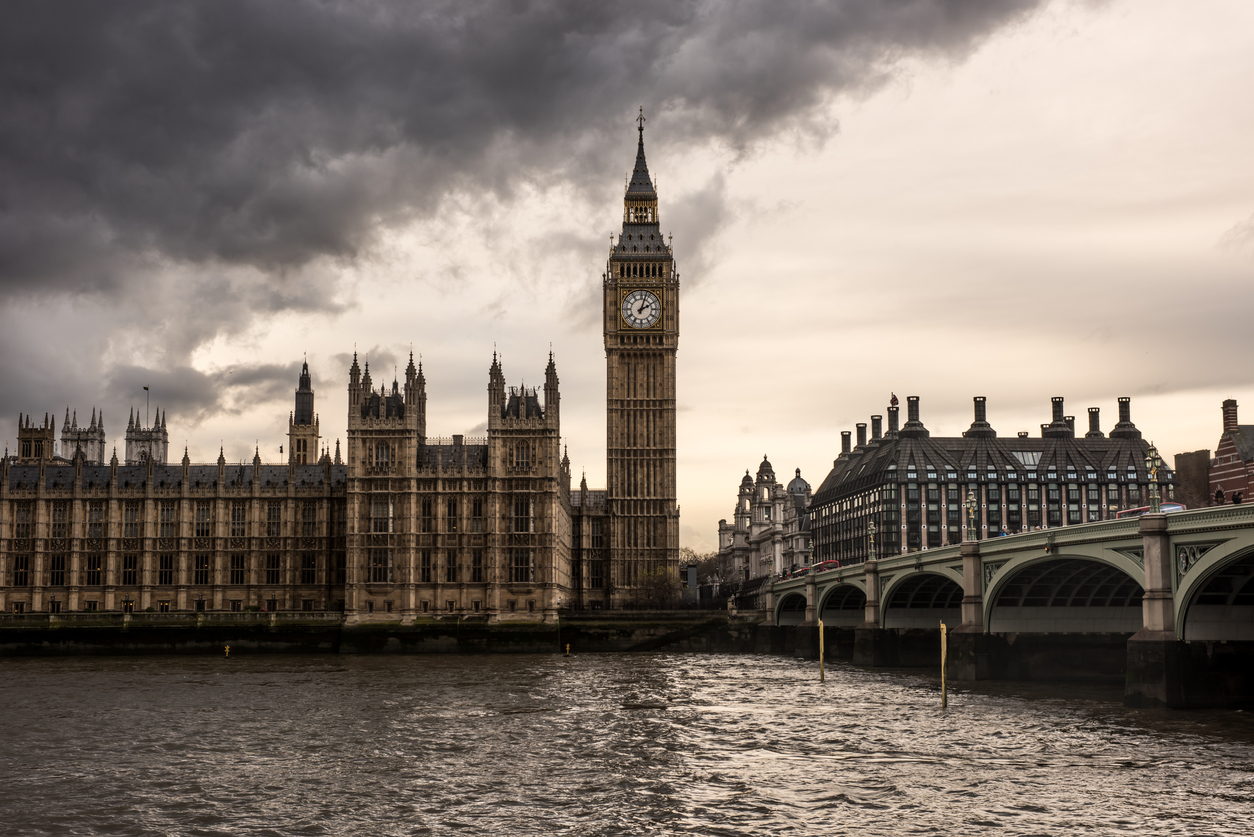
[3,653,1254,835]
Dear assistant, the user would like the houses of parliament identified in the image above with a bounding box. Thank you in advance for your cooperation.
[0,120,681,621]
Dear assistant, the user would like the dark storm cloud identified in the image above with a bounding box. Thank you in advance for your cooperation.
[0,0,1047,299]
[107,361,300,425]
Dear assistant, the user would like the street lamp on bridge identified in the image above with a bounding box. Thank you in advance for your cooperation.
[867,520,876,561]
[965,488,978,541]
[1145,442,1162,514]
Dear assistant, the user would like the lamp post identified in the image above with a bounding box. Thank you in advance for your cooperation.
[867,520,877,562]
[965,489,977,541]
[1145,442,1162,514]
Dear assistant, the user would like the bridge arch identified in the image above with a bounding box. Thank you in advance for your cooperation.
[986,554,1143,634]
[818,583,866,627]
[1177,543,1254,641]
[882,571,962,630]
[775,592,808,626]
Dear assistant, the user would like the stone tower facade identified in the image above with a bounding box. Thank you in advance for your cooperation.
[125,408,168,465]
[341,350,572,622]
[16,413,56,464]
[602,112,680,602]
[60,408,107,464]
[288,360,321,465]
[344,352,425,616]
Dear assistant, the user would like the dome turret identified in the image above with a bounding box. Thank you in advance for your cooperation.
[787,468,810,496]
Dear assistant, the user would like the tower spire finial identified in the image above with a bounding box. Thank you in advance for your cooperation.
[637,105,645,135]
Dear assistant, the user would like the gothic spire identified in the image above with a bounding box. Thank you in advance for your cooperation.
[626,106,656,199]
[298,357,312,392]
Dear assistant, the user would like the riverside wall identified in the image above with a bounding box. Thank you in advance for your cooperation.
[0,611,763,656]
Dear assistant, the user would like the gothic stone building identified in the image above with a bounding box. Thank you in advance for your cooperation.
[342,350,573,622]
[0,120,682,619]
[717,457,811,580]
[809,395,1173,566]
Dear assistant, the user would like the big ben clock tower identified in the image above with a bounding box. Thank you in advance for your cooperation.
[604,109,680,603]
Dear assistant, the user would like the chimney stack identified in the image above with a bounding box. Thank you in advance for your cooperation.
[1065,416,1075,436]
[841,431,851,455]
[871,415,882,440]
[1044,396,1072,438]
[1223,399,1239,433]
[1086,407,1103,438]
[856,423,867,448]
[1110,396,1141,440]
[964,395,996,439]
[899,396,930,438]
[887,406,900,435]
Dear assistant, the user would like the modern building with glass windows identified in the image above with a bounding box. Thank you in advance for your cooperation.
[809,395,1173,565]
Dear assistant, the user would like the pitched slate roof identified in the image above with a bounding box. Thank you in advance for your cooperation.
[6,463,348,491]
[813,402,1166,507]
[418,443,489,471]
[572,489,607,510]
[1226,426,1254,462]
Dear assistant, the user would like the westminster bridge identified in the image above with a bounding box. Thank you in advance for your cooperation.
[766,504,1254,708]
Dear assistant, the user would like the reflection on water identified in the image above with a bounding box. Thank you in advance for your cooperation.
[2,654,1253,836]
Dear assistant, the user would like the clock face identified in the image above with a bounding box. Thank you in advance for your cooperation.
[621,289,661,329]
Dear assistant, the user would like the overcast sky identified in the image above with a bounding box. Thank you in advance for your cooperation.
[3,0,1252,551]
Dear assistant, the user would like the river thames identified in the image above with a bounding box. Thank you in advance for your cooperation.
[2,653,1253,835]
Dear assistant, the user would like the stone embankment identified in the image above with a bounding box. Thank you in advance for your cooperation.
[0,610,765,656]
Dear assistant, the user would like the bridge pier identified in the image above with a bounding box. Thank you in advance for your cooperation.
[1125,514,1187,708]
[949,540,996,681]
[762,587,776,627]
[853,560,896,666]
